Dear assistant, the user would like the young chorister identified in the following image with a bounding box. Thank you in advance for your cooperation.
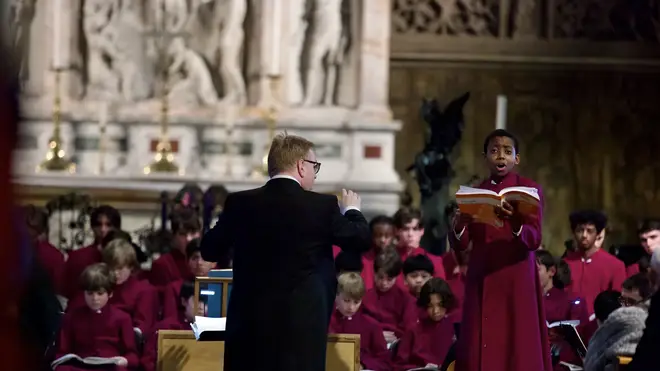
[402,254,435,299]
[393,207,445,284]
[329,272,390,371]
[361,249,418,344]
[361,216,396,289]
[535,250,589,324]
[141,281,204,371]
[102,238,159,334]
[393,277,458,371]
[24,205,66,296]
[161,239,216,320]
[53,263,138,370]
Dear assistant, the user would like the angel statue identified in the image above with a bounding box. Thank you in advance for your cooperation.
[407,92,470,255]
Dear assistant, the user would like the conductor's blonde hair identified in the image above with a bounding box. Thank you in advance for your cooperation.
[267,133,315,178]
[337,272,366,301]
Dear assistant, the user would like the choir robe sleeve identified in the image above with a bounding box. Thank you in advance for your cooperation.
[392,328,424,371]
[449,226,471,252]
[400,295,420,338]
[361,323,391,371]
[118,312,139,368]
[149,258,173,288]
[54,312,74,359]
[161,280,182,320]
[133,283,159,333]
[513,184,544,251]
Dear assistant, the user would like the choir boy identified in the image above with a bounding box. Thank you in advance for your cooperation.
[328,272,390,371]
[24,205,65,295]
[402,254,434,299]
[535,250,589,324]
[335,250,364,275]
[361,249,418,344]
[161,239,216,320]
[393,278,458,371]
[102,239,159,334]
[62,205,121,299]
[451,129,551,371]
[563,210,626,316]
[627,219,660,277]
[621,273,653,307]
[54,263,138,370]
[150,209,200,287]
[141,281,204,371]
[360,216,396,289]
[393,207,445,286]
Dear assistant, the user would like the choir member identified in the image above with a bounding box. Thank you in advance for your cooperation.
[24,205,65,296]
[102,239,159,334]
[141,281,205,371]
[535,250,589,324]
[627,219,660,277]
[563,210,626,316]
[360,215,396,290]
[54,263,138,370]
[335,250,364,275]
[442,249,468,316]
[62,206,121,299]
[621,273,653,307]
[149,209,200,287]
[392,207,445,285]
[393,278,458,371]
[161,239,216,320]
[361,249,417,344]
[328,272,390,371]
[451,129,551,371]
[401,254,434,299]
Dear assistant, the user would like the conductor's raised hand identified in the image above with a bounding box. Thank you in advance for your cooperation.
[339,188,361,211]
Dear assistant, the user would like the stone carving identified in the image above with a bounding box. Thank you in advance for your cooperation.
[83,0,121,99]
[287,0,309,105]
[157,0,189,32]
[391,0,496,36]
[115,2,153,101]
[8,0,36,85]
[303,0,346,106]
[512,0,538,37]
[215,0,248,106]
[167,37,219,106]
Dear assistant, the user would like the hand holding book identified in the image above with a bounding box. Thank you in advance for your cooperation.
[455,186,540,228]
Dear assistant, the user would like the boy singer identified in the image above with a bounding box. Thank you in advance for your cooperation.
[451,129,551,371]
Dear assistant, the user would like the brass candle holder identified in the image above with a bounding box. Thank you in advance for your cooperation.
[37,68,75,173]
[252,75,281,178]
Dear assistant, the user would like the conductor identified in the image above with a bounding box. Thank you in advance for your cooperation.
[200,133,371,371]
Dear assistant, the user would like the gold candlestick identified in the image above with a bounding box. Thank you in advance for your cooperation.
[252,75,281,177]
[37,68,75,173]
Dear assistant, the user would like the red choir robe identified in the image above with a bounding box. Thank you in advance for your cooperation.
[149,249,194,288]
[109,275,159,333]
[450,172,551,371]
[563,248,627,316]
[35,240,66,295]
[55,305,139,370]
[328,309,390,371]
[395,247,446,289]
[544,287,589,366]
[141,316,189,371]
[62,244,102,299]
[625,262,642,277]
[393,312,458,371]
[161,279,184,320]
[362,284,418,338]
[442,250,467,316]
[332,244,376,289]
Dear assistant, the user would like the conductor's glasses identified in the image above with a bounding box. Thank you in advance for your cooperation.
[304,160,322,174]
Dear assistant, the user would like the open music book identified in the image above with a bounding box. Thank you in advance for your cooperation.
[51,354,125,368]
[558,361,583,371]
[191,316,227,341]
[455,186,540,228]
[547,320,580,328]
[546,320,587,361]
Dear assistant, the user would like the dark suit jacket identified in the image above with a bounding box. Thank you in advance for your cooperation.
[200,178,370,371]
[628,290,660,371]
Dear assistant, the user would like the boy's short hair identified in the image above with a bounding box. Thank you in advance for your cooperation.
[638,218,660,235]
[335,251,363,274]
[623,273,653,300]
[102,239,138,269]
[482,129,519,154]
[417,277,457,311]
[178,280,206,303]
[593,290,621,323]
[186,238,202,259]
[80,263,116,293]
[171,208,201,234]
[369,215,394,230]
[337,272,366,301]
[101,229,132,248]
[373,249,402,278]
[569,210,608,233]
[402,254,434,276]
[393,207,423,229]
[91,205,121,229]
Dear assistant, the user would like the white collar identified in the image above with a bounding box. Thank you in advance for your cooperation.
[270,175,301,185]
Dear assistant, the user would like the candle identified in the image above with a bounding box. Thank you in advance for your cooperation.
[496,95,507,130]
[268,0,282,76]
[52,0,65,68]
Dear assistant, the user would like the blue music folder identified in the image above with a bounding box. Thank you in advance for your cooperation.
[205,269,233,317]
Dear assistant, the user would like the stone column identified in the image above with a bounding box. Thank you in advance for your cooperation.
[356,0,392,120]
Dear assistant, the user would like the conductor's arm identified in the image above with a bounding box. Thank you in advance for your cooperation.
[331,189,371,253]
[200,194,234,266]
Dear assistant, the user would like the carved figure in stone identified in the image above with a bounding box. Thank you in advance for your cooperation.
[167,37,219,106]
[83,0,121,99]
[512,0,538,37]
[287,0,310,105]
[216,0,247,106]
[8,0,36,85]
[155,0,189,32]
[303,0,346,106]
[407,92,470,255]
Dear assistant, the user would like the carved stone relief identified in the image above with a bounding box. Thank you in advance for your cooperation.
[392,0,497,36]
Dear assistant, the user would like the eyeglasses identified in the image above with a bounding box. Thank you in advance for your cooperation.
[304,159,321,174]
[619,296,642,307]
